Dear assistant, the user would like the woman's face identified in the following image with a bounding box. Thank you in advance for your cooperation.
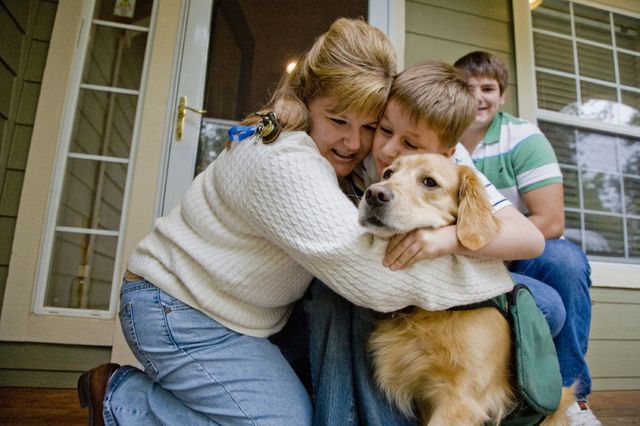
[308,96,378,178]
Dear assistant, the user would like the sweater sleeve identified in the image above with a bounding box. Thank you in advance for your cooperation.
[241,139,512,312]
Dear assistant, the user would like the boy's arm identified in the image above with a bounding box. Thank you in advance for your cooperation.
[384,205,544,270]
[521,183,565,239]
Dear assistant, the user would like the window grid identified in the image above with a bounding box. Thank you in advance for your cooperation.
[34,0,157,318]
[532,0,640,263]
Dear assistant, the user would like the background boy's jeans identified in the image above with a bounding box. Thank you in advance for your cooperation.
[103,278,312,426]
[509,239,593,400]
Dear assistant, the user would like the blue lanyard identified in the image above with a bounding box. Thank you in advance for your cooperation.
[228,125,258,142]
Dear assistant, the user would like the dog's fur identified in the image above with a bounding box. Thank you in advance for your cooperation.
[359,153,573,425]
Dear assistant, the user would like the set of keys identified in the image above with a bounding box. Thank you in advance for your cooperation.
[227,111,282,144]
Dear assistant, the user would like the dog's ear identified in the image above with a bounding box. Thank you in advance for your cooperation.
[456,165,501,251]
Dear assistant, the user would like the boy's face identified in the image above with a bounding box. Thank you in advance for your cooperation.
[372,98,455,175]
[468,76,506,130]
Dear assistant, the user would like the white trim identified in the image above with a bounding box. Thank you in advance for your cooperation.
[591,262,640,288]
[512,0,537,122]
[537,109,640,138]
[55,226,120,236]
[79,83,140,95]
[368,0,405,70]
[569,0,640,18]
[32,0,159,319]
[110,0,161,321]
[68,152,129,163]
[92,18,150,32]
[38,306,113,319]
[32,0,97,317]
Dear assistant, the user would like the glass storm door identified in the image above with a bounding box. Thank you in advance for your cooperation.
[161,0,390,215]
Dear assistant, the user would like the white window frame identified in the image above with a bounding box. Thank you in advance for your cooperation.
[31,0,158,319]
[512,0,640,289]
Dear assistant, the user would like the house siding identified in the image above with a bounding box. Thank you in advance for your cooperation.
[0,0,111,389]
[404,0,639,391]
[0,0,56,316]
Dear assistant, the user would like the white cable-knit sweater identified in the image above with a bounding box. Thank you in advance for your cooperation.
[127,131,513,337]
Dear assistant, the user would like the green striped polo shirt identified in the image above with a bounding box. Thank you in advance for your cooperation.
[470,112,562,214]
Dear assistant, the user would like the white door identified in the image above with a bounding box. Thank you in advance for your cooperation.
[159,0,403,215]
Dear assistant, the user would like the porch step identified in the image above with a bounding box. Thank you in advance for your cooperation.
[0,387,638,425]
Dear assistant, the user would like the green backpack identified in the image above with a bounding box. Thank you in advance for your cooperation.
[491,284,563,425]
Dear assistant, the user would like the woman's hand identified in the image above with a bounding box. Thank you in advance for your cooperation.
[383,226,458,270]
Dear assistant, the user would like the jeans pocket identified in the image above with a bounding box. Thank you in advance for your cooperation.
[119,302,159,380]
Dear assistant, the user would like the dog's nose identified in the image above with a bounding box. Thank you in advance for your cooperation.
[365,186,394,207]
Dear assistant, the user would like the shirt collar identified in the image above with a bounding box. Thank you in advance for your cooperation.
[481,112,503,145]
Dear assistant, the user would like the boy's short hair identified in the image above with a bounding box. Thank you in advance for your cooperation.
[453,51,509,94]
[389,61,476,149]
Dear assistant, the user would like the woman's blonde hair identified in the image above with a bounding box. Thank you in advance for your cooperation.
[266,18,397,131]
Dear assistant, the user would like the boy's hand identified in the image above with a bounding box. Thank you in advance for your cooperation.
[383,226,458,270]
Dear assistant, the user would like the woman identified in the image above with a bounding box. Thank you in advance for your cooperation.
[78,18,542,426]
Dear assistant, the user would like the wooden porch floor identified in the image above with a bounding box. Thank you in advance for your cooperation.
[0,387,638,425]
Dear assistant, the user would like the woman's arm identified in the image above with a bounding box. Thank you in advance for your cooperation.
[235,133,513,312]
[383,205,544,270]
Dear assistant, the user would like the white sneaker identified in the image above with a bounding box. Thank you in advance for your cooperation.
[566,400,603,426]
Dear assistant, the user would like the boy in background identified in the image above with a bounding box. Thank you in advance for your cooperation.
[451,51,598,426]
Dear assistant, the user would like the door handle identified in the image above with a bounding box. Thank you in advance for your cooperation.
[176,96,207,141]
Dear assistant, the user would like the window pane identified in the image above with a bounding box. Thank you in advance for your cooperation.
[195,119,234,176]
[540,121,577,165]
[629,219,640,258]
[618,52,640,88]
[619,136,640,175]
[579,82,619,124]
[564,210,582,248]
[70,89,137,158]
[584,214,624,257]
[562,167,579,208]
[537,72,576,112]
[45,232,116,310]
[574,3,611,45]
[532,0,571,35]
[614,13,640,52]
[577,43,615,82]
[83,25,148,90]
[57,158,127,231]
[94,0,154,25]
[625,176,640,216]
[620,90,640,128]
[582,171,622,213]
[577,128,618,173]
[533,33,574,73]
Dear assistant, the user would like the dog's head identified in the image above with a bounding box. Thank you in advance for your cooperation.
[358,153,500,251]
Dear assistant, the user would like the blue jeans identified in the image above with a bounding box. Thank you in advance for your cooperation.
[509,239,593,400]
[304,280,415,426]
[103,278,312,425]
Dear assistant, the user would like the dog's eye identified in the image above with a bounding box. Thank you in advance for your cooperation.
[382,169,394,180]
[423,177,438,188]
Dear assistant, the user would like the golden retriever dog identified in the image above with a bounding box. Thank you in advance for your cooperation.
[358,153,573,425]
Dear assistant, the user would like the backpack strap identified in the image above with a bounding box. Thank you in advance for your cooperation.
[448,293,509,320]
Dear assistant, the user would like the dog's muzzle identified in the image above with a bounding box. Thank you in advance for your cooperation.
[365,185,394,207]
[359,185,396,235]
